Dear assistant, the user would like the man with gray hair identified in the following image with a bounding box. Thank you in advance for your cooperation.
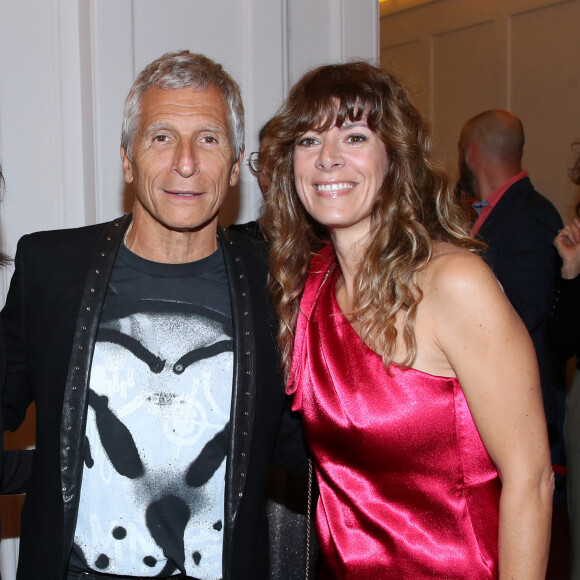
[2,51,306,580]
[458,109,563,465]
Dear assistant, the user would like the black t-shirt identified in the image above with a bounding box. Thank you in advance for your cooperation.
[70,244,232,579]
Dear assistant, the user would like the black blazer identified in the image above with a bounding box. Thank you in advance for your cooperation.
[476,177,563,423]
[1,217,306,579]
[0,322,34,495]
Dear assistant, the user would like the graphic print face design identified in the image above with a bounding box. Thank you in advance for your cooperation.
[74,304,233,579]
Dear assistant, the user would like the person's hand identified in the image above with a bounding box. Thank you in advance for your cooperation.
[554,217,580,279]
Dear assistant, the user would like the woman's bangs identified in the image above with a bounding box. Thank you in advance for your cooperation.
[294,93,369,136]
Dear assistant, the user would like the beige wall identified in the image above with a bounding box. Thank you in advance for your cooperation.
[380,0,580,222]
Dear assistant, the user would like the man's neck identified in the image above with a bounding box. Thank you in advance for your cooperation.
[126,215,219,264]
[478,167,523,202]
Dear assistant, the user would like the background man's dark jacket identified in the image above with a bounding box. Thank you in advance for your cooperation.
[1,215,306,580]
[476,176,563,424]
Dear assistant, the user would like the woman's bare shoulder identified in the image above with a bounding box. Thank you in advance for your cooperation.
[419,242,524,364]
[420,242,502,304]
[425,242,489,280]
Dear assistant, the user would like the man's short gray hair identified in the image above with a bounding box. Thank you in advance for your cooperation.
[121,50,245,160]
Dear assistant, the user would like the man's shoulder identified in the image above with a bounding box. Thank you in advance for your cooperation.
[508,178,559,213]
[19,219,115,249]
[15,218,126,270]
[501,178,562,227]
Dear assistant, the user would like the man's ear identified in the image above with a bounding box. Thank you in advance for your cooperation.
[121,146,134,184]
[229,151,243,187]
[465,142,478,168]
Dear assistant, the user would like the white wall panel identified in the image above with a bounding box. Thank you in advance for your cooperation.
[343,0,380,67]
[85,0,135,223]
[287,0,340,85]
[0,2,66,253]
[288,0,379,85]
[243,0,286,221]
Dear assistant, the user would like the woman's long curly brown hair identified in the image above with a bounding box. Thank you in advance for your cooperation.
[262,62,479,380]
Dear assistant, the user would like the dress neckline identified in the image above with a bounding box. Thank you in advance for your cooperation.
[325,259,458,382]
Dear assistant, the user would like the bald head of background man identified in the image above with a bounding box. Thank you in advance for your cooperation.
[458,109,525,201]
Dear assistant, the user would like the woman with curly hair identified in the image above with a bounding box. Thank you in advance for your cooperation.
[262,62,553,579]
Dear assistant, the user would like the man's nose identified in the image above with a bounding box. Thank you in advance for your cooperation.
[172,141,199,177]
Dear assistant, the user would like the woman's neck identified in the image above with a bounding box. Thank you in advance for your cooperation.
[331,229,369,304]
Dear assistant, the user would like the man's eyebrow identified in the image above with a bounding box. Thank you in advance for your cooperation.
[199,123,229,136]
[142,122,228,136]
[142,122,172,137]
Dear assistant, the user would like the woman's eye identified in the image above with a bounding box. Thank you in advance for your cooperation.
[346,134,367,144]
[297,137,318,147]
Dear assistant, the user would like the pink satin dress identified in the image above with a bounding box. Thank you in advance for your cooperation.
[288,246,501,579]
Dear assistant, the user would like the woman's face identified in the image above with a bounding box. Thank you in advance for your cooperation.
[293,115,388,241]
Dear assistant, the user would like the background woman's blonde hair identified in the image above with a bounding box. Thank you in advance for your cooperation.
[262,61,478,379]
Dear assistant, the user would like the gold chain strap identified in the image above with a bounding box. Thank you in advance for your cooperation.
[305,458,313,579]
